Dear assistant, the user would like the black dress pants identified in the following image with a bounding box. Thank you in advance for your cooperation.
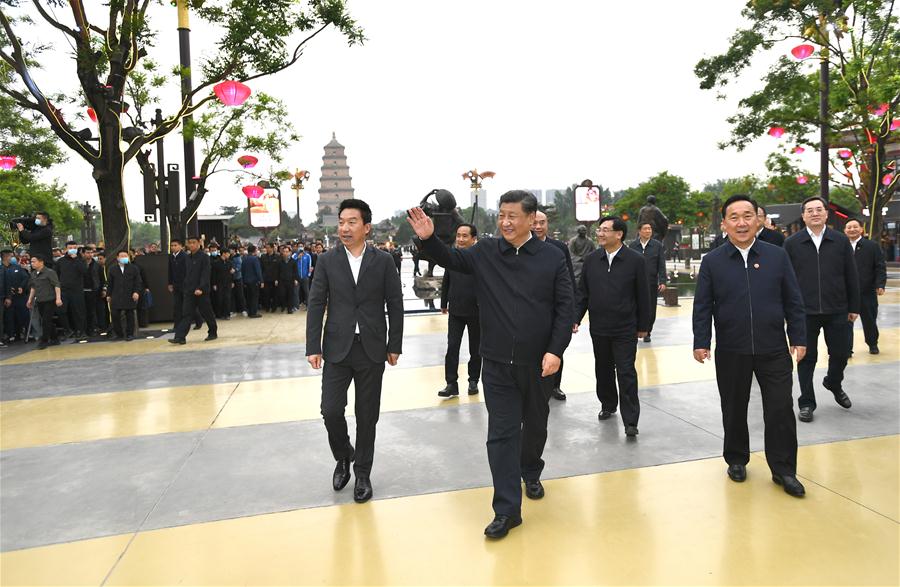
[647,279,659,333]
[797,312,849,410]
[262,281,276,310]
[111,307,135,338]
[60,287,85,334]
[320,340,386,477]
[444,313,481,384]
[232,280,246,312]
[591,333,640,426]
[83,290,99,333]
[244,283,260,316]
[277,282,293,311]
[37,300,58,343]
[714,349,797,476]
[848,291,879,352]
[481,359,552,517]
[174,292,217,339]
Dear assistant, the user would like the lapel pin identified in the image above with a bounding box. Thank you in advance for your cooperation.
[753,263,760,269]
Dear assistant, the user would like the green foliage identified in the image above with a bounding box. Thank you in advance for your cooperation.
[0,171,81,243]
[612,172,700,227]
[0,94,65,173]
[128,220,162,248]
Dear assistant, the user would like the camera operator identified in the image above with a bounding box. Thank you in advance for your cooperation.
[16,213,54,267]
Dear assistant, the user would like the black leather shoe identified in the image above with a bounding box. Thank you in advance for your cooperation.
[204,334,218,342]
[524,480,544,500]
[598,410,616,421]
[125,335,134,341]
[354,476,373,503]
[643,335,651,343]
[332,458,352,491]
[484,514,522,539]
[798,407,814,422]
[551,388,567,401]
[193,323,202,330]
[772,474,805,497]
[168,338,186,345]
[727,464,747,482]
[869,345,879,355]
[467,381,479,395]
[625,424,639,437]
[823,377,852,409]
[437,383,459,398]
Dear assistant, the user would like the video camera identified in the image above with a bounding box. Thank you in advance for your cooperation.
[8,216,36,231]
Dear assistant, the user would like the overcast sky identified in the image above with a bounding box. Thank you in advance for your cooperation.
[27,0,815,225]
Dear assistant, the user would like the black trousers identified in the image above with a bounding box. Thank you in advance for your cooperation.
[647,279,659,333]
[172,288,201,328]
[213,285,232,317]
[714,349,797,476]
[244,283,260,316]
[277,282,293,311]
[111,308,136,337]
[83,290,99,333]
[797,312,849,410]
[445,313,481,384]
[481,359,552,517]
[591,333,640,426]
[59,287,85,334]
[37,300,58,342]
[231,280,245,312]
[848,290,879,351]
[262,281,276,310]
[320,340,386,477]
[96,296,110,331]
[174,292,217,339]
[299,278,310,306]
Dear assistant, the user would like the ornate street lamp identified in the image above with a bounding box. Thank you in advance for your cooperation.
[290,169,310,221]
[462,169,495,223]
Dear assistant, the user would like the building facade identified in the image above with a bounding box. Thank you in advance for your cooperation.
[316,133,355,227]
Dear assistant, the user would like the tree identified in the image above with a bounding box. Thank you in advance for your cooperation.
[612,171,700,228]
[0,0,363,260]
[696,0,899,236]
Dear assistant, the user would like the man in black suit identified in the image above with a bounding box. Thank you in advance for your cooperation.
[276,245,299,314]
[260,243,279,312]
[169,236,217,344]
[106,250,143,340]
[576,217,650,437]
[167,239,200,330]
[629,221,666,342]
[844,218,887,355]
[693,195,807,497]
[784,196,859,423]
[438,223,481,398]
[306,199,404,505]
[408,190,573,540]
[756,205,786,246]
[532,210,575,401]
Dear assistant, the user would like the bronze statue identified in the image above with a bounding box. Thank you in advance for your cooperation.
[568,225,596,281]
[413,189,464,278]
[638,195,669,241]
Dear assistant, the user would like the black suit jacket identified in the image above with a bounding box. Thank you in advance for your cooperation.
[306,244,404,364]
[784,228,860,315]
[107,263,143,310]
[852,237,887,293]
[758,227,786,247]
[440,268,478,317]
[168,251,187,290]
[576,246,650,336]
[544,236,576,292]
[183,250,212,294]
[628,238,667,283]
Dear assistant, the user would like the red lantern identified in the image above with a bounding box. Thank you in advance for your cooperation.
[237,155,258,169]
[883,174,894,186]
[837,149,852,159]
[0,155,17,170]
[768,126,785,138]
[796,175,808,184]
[869,103,889,117]
[791,44,815,60]
[214,80,251,106]
[242,185,264,199]
[792,146,805,154]
[891,120,900,131]
[87,107,97,122]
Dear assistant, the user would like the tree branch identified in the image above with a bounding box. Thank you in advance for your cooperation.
[33,1,79,40]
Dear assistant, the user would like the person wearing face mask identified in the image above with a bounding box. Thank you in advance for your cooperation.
[209,245,232,319]
[106,250,143,340]
[16,213,53,268]
[82,247,104,336]
[55,240,88,338]
[25,254,63,349]
[0,249,9,346]
[276,245,299,314]
[4,253,30,342]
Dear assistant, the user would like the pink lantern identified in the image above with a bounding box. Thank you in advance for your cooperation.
[87,107,97,122]
[0,155,17,170]
[237,155,258,169]
[792,146,805,154]
[870,103,889,117]
[242,185,264,199]
[768,126,785,138]
[791,44,815,60]
[891,120,900,131]
[883,174,894,186]
[214,80,251,106]
[837,149,852,159]
[796,175,808,185]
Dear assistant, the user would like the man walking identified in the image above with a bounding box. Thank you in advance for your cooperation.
[408,190,573,540]
[25,254,62,348]
[575,217,650,437]
[437,223,481,398]
[241,245,263,318]
[276,245,299,314]
[106,250,142,341]
[693,195,807,497]
[629,221,666,342]
[306,199,404,505]
[784,196,859,423]
[169,236,217,344]
[844,218,886,355]
[55,241,87,337]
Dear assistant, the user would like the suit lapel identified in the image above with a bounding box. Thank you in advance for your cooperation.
[357,245,376,284]
[335,244,356,288]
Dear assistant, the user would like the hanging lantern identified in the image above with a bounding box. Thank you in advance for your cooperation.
[792,146,805,154]
[768,126,785,138]
[844,160,853,168]
[891,120,900,131]
[883,174,894,186]
[0,155,17,170]
[242,185,264,199]
[237,155,258,169]
[214,80,251,106]
[790,44,815,60]
[796,175,808,184]
[869,103,889,117]
[837,149,852,159]
[87,107,97,122]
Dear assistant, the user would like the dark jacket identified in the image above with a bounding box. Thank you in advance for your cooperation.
[693,240,806,354]
[422,234,573,366]
[28,267,60,302]
[784,228,860,315]
[183,250,211,294]
[711,232,727,250]
[851,237,887,293]
[5,264,29,295]
[18,225,53,262]
[277,257,299,283]
[241,254,263,285]
[758,227,785,247]
[107,263,143,310]
[575,246,650,336]
[628,237,667,283]
[306,244,404,364]
[84,259,103,291]
[168,251,187,290]
[210,256,232,290]
[55,254,87,291]
[440,268,478,317]
[261,253,279,282]
[544,236,576,292]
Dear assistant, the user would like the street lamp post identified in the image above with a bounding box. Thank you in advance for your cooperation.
[462,169,495,223]
[176,0,199,235]
[290,169,310,225]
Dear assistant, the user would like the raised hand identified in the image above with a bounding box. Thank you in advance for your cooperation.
[406,207,435,240]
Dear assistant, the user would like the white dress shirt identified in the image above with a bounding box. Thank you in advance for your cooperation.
[605,244,623,271]
[807,227,825,251]
[850,236,861,252]
[345,245,365,334]
[735,239,755,268]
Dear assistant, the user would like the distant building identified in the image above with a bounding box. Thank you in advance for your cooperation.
[469,188,489,209]
[544,188,566,205]
[316,133,355,227]
[526,189,543,205]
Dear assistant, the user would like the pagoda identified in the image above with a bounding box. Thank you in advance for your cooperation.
[316,132,355,226]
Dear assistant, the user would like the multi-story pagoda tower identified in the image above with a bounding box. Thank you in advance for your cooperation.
[316,132,355,226]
